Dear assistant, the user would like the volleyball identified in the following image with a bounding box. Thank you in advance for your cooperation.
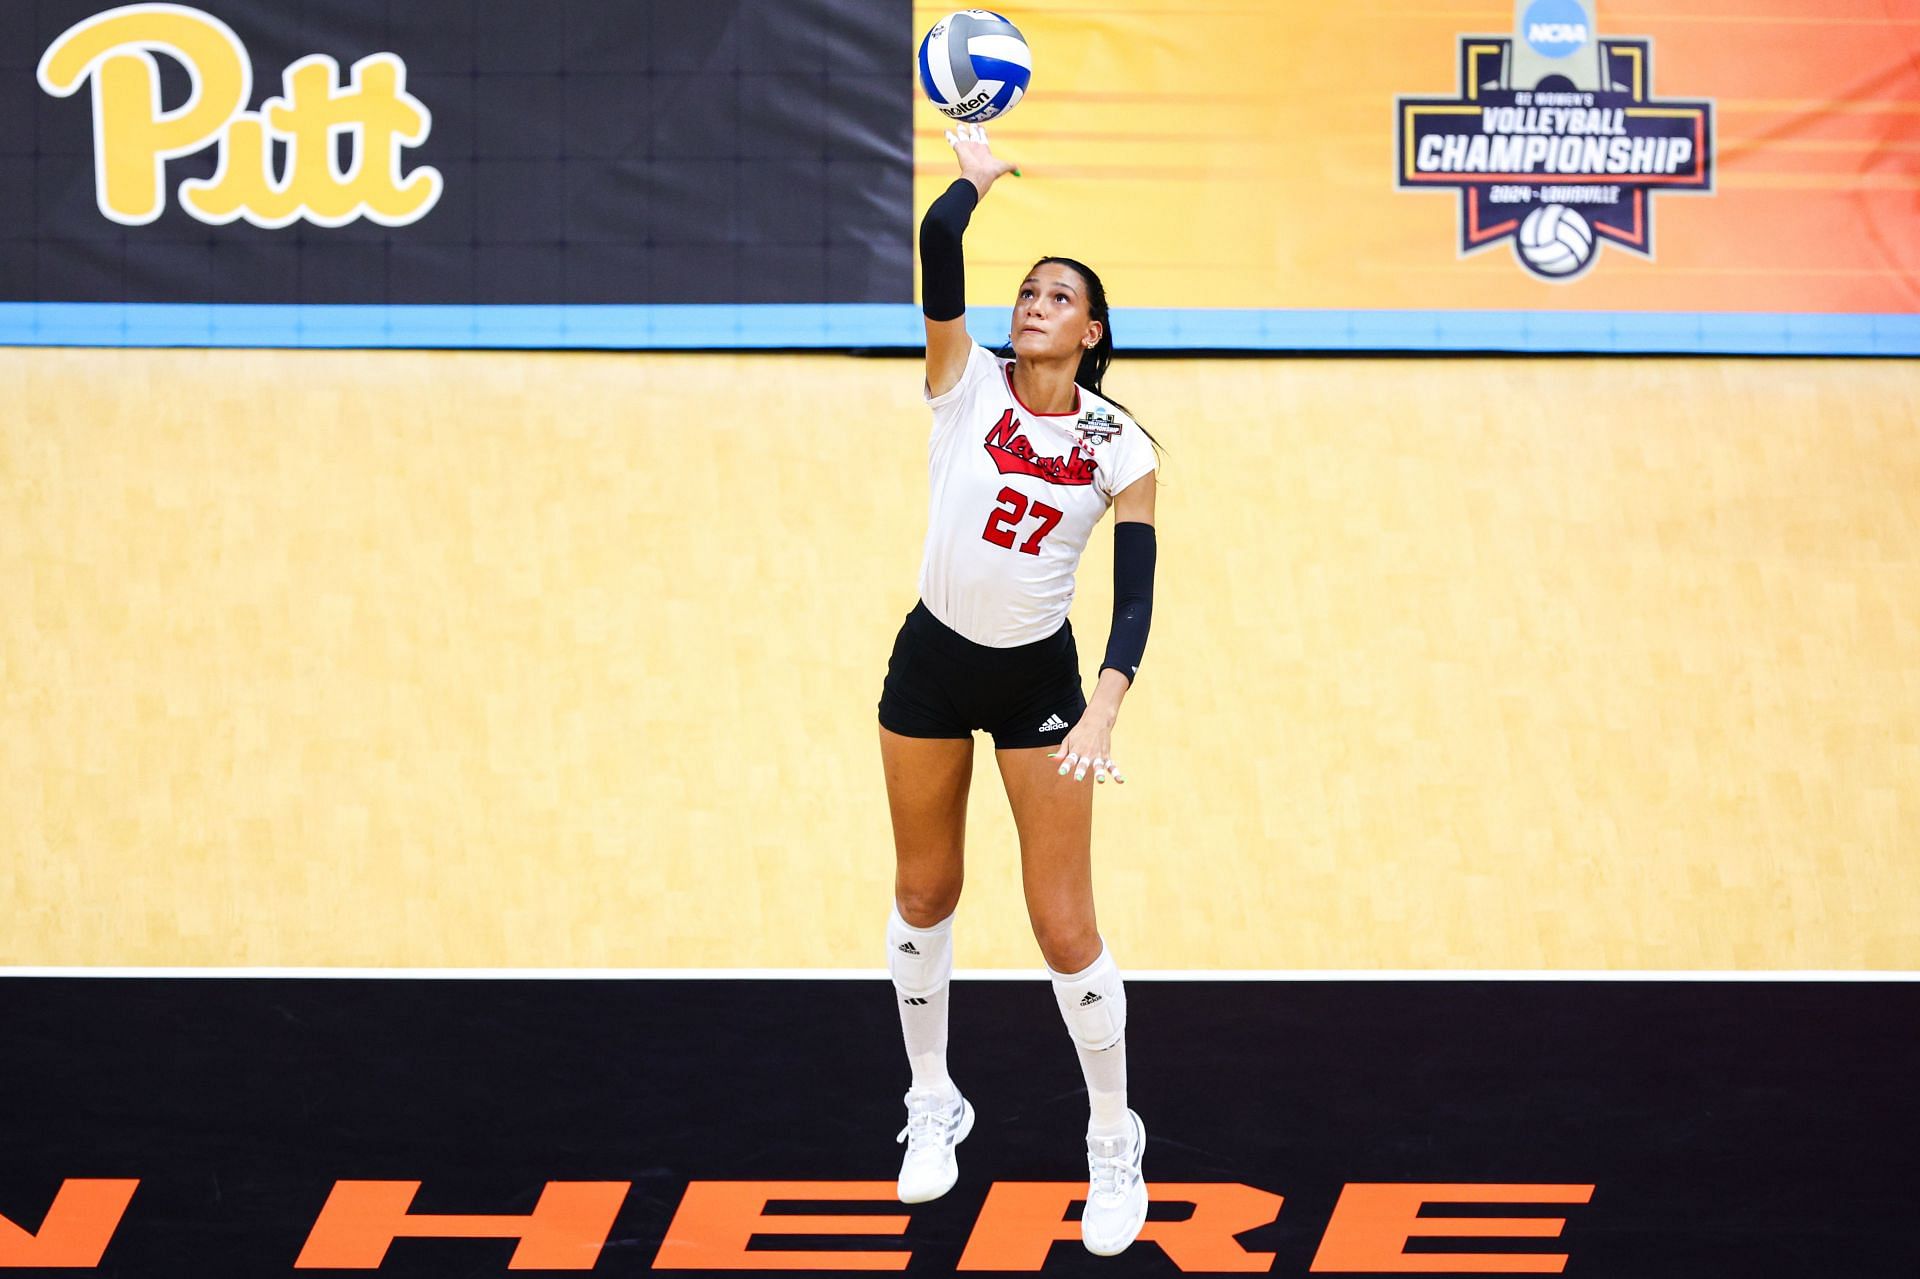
[1516,204,1596,278]
[917,10,1032,123]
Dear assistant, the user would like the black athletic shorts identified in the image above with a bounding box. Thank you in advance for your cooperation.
[877,600,1086,750]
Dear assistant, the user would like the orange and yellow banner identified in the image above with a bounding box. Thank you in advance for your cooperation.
[917,0,1920,315]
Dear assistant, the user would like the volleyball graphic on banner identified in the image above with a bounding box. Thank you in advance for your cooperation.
[1394,2,1714,282]
[918,9,1032,122]
[1518,204,1596,277]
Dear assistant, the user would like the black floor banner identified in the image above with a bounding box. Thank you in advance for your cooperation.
[4,976,1916,1275]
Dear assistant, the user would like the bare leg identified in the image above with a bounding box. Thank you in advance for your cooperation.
[880,726,978,1202]
[997,743,1131,1141]
[880,726,972,925]
[995,744,1098,972]
[880,725,972,1082]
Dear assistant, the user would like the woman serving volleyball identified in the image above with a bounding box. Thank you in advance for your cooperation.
[876,117,1161,1256]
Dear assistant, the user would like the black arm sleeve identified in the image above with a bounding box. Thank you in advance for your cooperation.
[919,178,979,322]
[1100,521,1157,686]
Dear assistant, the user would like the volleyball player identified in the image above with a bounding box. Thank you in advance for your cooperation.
[877,122,1160,1256]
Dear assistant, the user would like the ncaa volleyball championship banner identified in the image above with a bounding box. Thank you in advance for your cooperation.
[3,0,1916,354]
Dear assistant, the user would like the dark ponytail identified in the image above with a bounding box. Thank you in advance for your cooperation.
[1009,256,1165,465]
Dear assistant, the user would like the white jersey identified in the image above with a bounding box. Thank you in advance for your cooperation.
[917,342,1157,647]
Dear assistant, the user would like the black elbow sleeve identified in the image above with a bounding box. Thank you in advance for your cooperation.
[919,178,978,322]
[1101,522,1156,685]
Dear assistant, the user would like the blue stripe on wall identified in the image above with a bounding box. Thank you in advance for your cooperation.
[1,303,1914,355]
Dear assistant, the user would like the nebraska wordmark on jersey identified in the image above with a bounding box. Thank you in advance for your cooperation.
[918,342,1157,647]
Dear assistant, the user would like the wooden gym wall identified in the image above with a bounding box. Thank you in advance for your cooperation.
[2,349,1915,969]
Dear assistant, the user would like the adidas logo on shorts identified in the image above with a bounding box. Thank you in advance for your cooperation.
[897,941,920,955]
[1079,992,1103,1006]
[1038,713,1070,733]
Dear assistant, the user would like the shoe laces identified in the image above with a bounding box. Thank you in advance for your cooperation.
[896,1088,960,1151]
[1086,1129,1139,1202]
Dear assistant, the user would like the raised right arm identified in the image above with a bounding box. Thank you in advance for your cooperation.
[923,124,1017,400]
[921,178,979,398]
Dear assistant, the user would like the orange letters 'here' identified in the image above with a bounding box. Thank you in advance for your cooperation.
[292,1179,630,1270]
[652,1181,911,1270]
[0,1180,139,1268]
[1310,1183,1596,1273]
[956,1182,1285,1272]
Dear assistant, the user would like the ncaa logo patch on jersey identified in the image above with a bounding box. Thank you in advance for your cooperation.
[1074,405,1123,447]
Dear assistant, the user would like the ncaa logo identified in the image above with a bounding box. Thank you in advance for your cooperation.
[1523,0,1589,57]
[1394,9,1715,281]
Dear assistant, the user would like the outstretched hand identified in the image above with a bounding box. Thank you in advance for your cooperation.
[946,122,1020,194]
[1048,710,1127,786]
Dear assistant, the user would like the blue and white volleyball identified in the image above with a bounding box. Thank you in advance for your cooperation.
[918,10,1032,123]
[1517,204,1596,278]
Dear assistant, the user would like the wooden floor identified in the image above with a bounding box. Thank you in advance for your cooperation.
[2,348,1915,969]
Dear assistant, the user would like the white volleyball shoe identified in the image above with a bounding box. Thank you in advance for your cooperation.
[895,1085,975,1203]
[1081,1109,1149,1255]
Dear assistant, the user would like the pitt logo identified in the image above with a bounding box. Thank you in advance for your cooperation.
[37,3,442,229]
[984,409,1096,486]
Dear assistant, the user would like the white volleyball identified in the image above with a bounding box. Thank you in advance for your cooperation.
[917,9,1033,123]
[1517,204,1596,277]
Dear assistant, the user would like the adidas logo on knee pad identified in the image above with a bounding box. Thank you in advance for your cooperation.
[903,996,929,1006]
[897,941,921,955]
[1079,992,1103,1006]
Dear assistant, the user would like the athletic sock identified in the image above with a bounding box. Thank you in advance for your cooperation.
[1048,941,1130,1139]
[888,902,957,1099]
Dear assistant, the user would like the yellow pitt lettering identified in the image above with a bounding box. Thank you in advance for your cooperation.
[40,4,441,230]
[36,3,250,226]
[182,53,442,228]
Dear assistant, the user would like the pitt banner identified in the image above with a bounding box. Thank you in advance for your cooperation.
[8,0,916,338]
[6,0,1917,352]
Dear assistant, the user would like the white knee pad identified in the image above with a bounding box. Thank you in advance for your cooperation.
[1049,943,1127,1052]
[888,903,954,999]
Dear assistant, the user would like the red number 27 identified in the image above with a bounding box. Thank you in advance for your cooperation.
[981,486,1064,556]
